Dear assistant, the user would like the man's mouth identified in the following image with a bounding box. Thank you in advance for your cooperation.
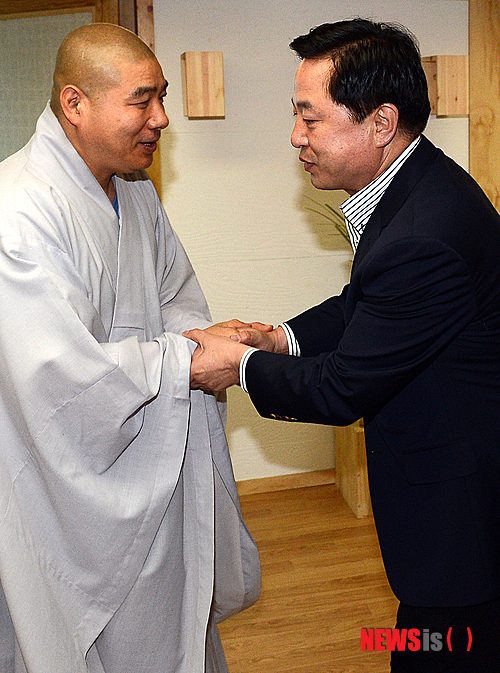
[139,137,160,152]
[300,153,314,165]
[140,134,161,147]
[301,157,315,171]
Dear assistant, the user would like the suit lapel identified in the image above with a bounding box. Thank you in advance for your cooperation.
[351,136,441,272]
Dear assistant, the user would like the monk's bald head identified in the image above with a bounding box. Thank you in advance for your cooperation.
[51,23,156,116]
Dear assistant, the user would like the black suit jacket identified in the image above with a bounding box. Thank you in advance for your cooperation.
[246,137,500,606]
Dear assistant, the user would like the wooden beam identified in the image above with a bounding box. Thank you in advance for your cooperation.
[132,0,162,196]
[118,0,135,32]
[136,0,154,50]
[93,0,118,23]
[469,0,500,210]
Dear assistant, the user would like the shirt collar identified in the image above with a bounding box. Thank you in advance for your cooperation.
[339,136,421,251]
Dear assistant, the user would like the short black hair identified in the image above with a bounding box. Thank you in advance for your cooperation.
[290,18,430,139]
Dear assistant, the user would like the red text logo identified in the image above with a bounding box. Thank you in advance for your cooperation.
[361,628,472,652]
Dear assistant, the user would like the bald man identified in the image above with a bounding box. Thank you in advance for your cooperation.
[0,23,259,673]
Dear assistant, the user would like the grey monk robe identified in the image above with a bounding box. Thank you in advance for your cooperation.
[0,105,260,673]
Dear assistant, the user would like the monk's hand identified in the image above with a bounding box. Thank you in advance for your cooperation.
[183,328,251,391]
[231,324,289,354]
[204,319,273,339]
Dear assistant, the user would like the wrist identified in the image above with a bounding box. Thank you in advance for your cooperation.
[272,326,289,354]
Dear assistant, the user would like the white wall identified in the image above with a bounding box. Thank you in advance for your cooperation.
[154,0,468,482]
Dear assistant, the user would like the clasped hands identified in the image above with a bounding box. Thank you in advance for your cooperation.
[183,319,287,392]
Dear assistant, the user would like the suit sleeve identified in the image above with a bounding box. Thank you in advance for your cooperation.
[246,237,476,426]
[286,284,348,356]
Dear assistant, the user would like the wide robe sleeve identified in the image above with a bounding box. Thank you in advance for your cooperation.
[245,237,476,426]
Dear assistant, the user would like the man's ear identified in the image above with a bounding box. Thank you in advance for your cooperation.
[373,103,399,147]
[59,85,87,127]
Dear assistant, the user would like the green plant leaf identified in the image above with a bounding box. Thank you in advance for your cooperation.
[304,196,350,243]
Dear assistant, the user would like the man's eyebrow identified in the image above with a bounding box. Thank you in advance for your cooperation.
[130,80,169,99]
[291,98,313,111]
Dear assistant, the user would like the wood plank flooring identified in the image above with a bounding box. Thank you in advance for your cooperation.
[219,484,398,673]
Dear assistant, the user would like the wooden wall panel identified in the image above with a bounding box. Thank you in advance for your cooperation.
[469,0,500,210]
[181,51,225,119]
[422,55,468,117]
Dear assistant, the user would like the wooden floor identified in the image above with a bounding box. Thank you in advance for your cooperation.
[219,483,398,673]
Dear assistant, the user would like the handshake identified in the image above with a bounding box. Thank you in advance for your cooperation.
[183,319,288,392]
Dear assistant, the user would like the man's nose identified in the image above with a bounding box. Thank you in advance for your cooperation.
[291,118,308,148]
[149,104,169,130]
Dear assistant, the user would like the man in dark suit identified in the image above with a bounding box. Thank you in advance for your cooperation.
[184,19,500,671]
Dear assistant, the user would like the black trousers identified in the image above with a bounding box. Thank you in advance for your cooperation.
[391,597,500,672]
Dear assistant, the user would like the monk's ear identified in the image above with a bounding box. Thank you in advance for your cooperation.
[59,85,88,127]
[373,103,399,148]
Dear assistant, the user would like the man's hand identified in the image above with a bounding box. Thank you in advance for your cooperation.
[183,329,251,391]
[232,325,289,353]
[205,319,274,339]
